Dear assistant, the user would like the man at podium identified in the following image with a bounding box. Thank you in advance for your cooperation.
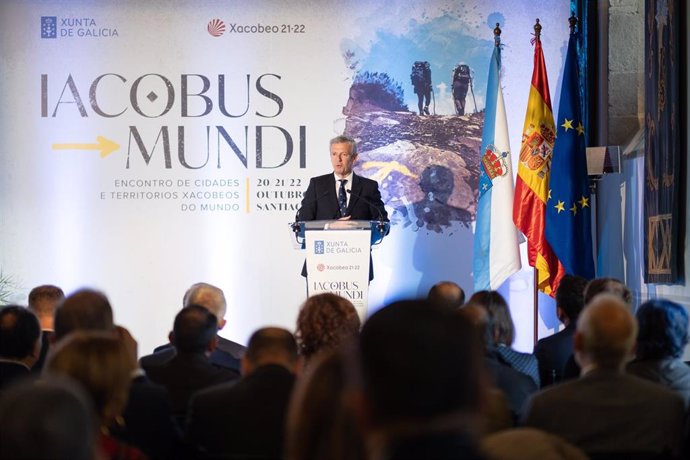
[298,135,388,281]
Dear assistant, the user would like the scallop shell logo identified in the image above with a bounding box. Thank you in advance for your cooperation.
[317,263,326,272]
[207,19,225,37]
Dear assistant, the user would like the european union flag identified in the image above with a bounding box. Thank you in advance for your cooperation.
[544,26,594,280]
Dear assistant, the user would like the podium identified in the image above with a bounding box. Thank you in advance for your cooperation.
[292,220,388,320]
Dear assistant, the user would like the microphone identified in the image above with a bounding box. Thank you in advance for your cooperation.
[291,190,330,233]
[346,189,390,236]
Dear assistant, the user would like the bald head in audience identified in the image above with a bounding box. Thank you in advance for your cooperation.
[428,281,465,309]
[574,294,637,370]
[242,327,299,376]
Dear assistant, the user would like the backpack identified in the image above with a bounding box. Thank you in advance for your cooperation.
[453,64,471,84]
[411,61,430,87]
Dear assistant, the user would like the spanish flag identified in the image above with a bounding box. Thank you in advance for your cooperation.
[512,22,564,296]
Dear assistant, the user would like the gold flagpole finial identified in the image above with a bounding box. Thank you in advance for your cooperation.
[568,13,578,34]
[533,18,542,41]
[494,22,501,47]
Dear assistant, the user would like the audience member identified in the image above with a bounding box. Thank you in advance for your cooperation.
[428,281,466,309]
[522,294,685,458]
[583,277,633,307]
[627,298,690,407]
[0,377,98,460]
[533,275,587,387]
[45,331,147,460]
[285,347,367,460]
[147,282,246,372]
[141,305,238,422]
[295,292,360,366]
[459,304,535,425]
[0,305,41,391]
[353,299,486,460]
[467,290,540,387]
[27,284,64,373]
[561,277,634,380]
[187,327,299,460]
[481,428,587,460]
[54,288,179,460]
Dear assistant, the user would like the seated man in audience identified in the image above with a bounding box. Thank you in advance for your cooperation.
[353,299,486,460]
[427,280,466,309]
[459,304,535,425]
[141,305,238,422]
[522,294,685,458]
[533,275,587,387]
[0,305,41,391]
[627,298,690,408]
[27,284,64,373]
[145,282,245,372]
[54,288,180,460]
[187,327,299,460]
[561,277,633,380]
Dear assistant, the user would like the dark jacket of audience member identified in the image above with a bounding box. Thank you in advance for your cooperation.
[27,284,64,373]
[356,300,486,460]
[141,305,238,422]
[467,291,540,387]
[150,282,245,372]
[186,327,299,460]
[561,277,634,381]
[522,295,686,458]
[459,304,536,424]
[0,305,41,391]
[626,298,690,408]
[533,275,587,387]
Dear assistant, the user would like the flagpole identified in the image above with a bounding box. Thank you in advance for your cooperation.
[532,19,541,347]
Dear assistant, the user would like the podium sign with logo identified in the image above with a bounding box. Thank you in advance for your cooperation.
[300,220,374,319]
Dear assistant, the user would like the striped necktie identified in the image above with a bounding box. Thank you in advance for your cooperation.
[338,179,348,217]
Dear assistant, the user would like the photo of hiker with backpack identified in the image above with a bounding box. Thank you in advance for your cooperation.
[410,61,432,116]
[451,63,475,116]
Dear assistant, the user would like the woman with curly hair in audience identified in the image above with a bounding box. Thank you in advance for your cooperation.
[295,293,361,367]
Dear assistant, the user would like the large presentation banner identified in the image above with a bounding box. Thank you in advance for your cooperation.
[0,0,570,353]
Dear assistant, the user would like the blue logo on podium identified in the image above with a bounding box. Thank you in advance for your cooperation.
[314,240,324,254]
[41,16,57,38]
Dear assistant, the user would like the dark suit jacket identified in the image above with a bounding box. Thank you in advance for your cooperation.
[533,324,575,387]
[522,369,686,457]
[148,336,245,373]
[110,375,182,460]
[141,352,239,421]
[298,172,388,222]
[31,330,52,374]
[484,351,537,422]
[0,361,32,393]
[298,172,388,281]
[186,364,296,460]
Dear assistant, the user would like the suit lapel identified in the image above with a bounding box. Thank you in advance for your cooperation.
[347,173,363,214]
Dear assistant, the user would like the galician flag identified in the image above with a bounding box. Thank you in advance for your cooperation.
[512,21,564,296]
[473,25,521,291]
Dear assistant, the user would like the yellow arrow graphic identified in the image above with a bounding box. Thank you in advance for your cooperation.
[52,136,120,158]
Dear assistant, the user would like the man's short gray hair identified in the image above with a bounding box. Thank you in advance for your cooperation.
[329,135,357,156]
[183,282,227,320]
